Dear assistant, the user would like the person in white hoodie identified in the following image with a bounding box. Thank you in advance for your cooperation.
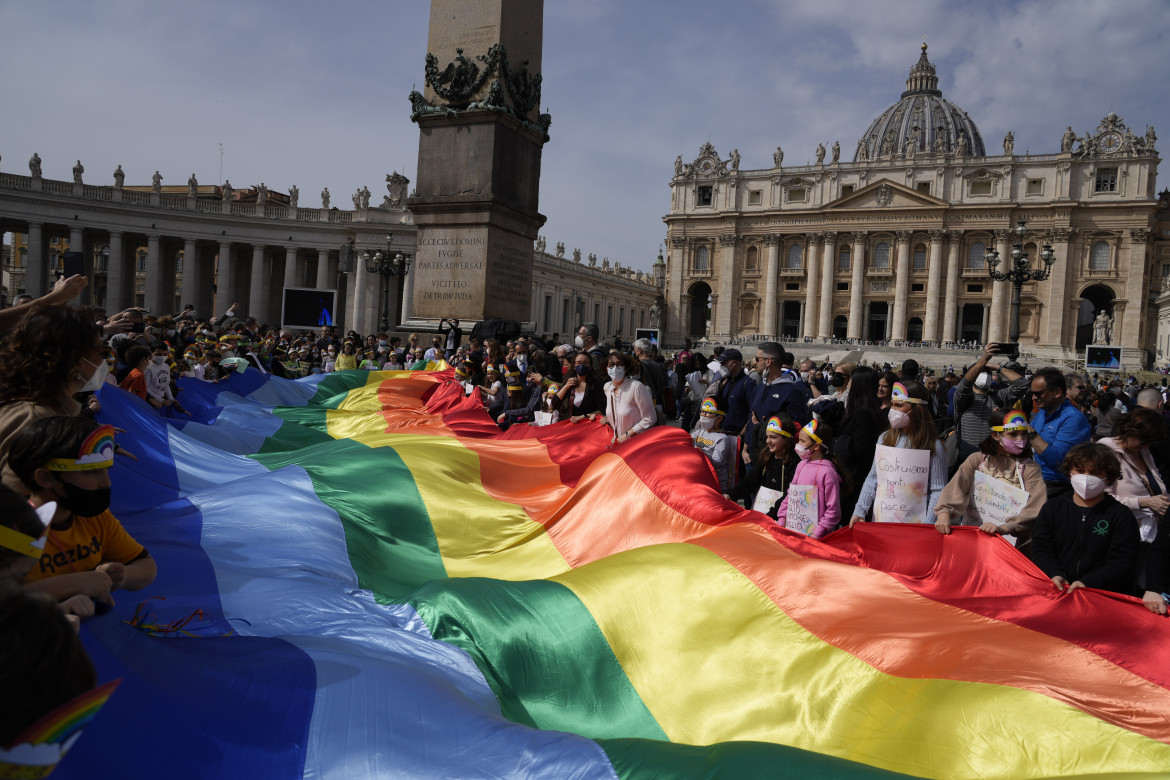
[144,342,189,416]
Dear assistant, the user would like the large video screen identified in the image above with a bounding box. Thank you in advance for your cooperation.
[1085,345,1122,372]
[282,287,337,330]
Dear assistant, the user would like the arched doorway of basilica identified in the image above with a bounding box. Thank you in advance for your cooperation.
[867,302,889,341]
[960,304,984,344]
[1076,284,1116,349]
[687,281,712,338]
[833,315,848,339]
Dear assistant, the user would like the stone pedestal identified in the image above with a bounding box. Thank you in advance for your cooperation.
[404,0,547,329]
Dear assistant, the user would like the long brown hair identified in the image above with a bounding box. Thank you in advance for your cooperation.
[0,306,101,408]
[881,380,938,451]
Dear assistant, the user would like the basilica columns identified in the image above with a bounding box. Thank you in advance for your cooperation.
[762,236,779,338]
[1042,228,1072,348]
[941,232,962,344]
[817,232,836,338]
[923,231,945,343]
[715,235,736,337]
[249,246,267,323]
[988,230,1011,342]
[1120,229,1151,347]
[890,231,911,341]
[847,232,866,339]
[803,233,820,337]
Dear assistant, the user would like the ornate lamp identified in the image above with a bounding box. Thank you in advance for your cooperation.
[985,219,1056,358]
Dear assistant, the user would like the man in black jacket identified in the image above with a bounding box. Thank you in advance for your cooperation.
[439,318,463,359]
[1031,442,1139,594]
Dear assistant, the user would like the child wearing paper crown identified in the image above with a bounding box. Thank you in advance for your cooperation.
[727,415,799,518]
[775,419,845,538]
[691,397,737,493]
[934,408,1046,548]
[7,416,157,605]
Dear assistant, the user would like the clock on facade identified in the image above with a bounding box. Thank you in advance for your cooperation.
[1099,131,1123,154]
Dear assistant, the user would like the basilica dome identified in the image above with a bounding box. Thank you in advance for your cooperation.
[853,44,985,162]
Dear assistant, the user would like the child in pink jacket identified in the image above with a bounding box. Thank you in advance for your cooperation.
[776,419,844,539]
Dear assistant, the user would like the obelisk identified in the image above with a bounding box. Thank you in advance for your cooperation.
[404,0,549,328]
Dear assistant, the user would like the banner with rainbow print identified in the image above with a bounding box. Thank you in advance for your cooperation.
[50,368,1170,779]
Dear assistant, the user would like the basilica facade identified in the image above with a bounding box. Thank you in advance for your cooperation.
[663,44,1165,366]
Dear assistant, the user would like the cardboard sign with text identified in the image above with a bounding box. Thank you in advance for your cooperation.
[785,484,818,536]
[964,470,1028,545]
[752,486,784,515]
[874,444,930,523]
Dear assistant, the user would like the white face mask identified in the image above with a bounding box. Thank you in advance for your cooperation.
[888,408,911,429]
[800,371,811,383]
[698,415,718,430]
[153,355,168,364]
[574,335,585,350]
[78,357,108,393]
[1070,474,1106,500]
[608,366,625,382]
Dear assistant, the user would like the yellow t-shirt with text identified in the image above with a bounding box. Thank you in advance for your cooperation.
[23,510,146,584]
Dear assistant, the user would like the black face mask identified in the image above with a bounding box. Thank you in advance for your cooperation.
[830,373,847,388]
[57,480,111,518]
[574,364,590,377]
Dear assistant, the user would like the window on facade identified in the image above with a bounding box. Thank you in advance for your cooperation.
[912,245,927,270]
[785,282,800,291]
[175,254,184,273]
[1027,178,1044,196]
[1090,241,1110,270]
[748,190,762,205]
[745,245,758,270]
[873,242,890,269]
[911,283,925,292]
[14,249,23,269]
[98,248,109,272]
[137,253,147,272]
[917,182,931,195]
[1095,168,1117,193]
[788,187,807,203]
[697,186,713,206]
[967,284,983,293]
[969,180,992,196]
[695,245,709,270]
[49,252,59,271]
[840,184,854,196]
[836,282,849,291]
[1162,263,1170,277]
[135,294,145,308]
[786,244,803,269]
[838,247,850,270]
[968,241,986,269]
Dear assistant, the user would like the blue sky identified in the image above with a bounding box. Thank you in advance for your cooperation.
[2,0,1167,271]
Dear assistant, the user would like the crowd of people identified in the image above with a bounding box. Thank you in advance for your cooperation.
[3,274,1170,753]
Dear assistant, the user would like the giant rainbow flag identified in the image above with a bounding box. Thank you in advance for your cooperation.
[52,369,1170,779]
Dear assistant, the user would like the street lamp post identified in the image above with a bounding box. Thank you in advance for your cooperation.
[985,219,1056,359]
[360,233,411,333]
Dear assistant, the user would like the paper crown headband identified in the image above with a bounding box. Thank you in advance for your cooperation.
[0,679,121,777]
[802,419,823,443]
[891,382,924,404]
[992,410,1030,432]
[0,502,54,560]
[45,426,115,472]
[766,416,792,437]
[699,398,725,416]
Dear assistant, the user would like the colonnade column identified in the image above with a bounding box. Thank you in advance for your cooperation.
[106,232,125,313]
[216,242,235,317]
[68,226,87,305]
[846,232,866,340]
[817,232,836,338]
[715,235,737,337]
[1042,228,1072,349]
[180,239,199,311]
[249,246,267,324]
[143,234,163,313]
[400,261,415,323]
[890,231,912,342]
[762,236,779,338]
[981,303,991,343]
[284,247,298,291]
[25,222,45,297]
[988,229,1011,343]
[923,231,945,343]
[316,249,332,290]
[941,231,962,344]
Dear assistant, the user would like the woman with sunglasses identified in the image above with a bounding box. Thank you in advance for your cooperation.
[933,409,1047,549]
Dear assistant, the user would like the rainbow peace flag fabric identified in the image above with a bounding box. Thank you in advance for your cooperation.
[53,369,1170,779]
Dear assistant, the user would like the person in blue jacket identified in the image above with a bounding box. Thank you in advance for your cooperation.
[1027,367,1093,500]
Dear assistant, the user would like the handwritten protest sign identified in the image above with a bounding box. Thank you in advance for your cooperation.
[534,411,554,427]
[964,470,1028,545]
[874,444,930,523]
[785,484,818,536]
[752,486,785,515]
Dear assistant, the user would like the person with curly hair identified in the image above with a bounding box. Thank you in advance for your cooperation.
[0,306,106,493]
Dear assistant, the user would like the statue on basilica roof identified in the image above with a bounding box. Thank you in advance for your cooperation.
[815,143,825,164]
[72,160,84,184]
[321,187,330,208]
[773,147,784,167]
[152,171,163,193]
[729,149,740,172]
[113,165,124,188]
[1003,131,1014,155]
[289,185,299,208]
[1061,126,1076,153]
[955,131,969,157]
[831,141,840,163]
[188,174,198,197]
[29,153,41,178]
